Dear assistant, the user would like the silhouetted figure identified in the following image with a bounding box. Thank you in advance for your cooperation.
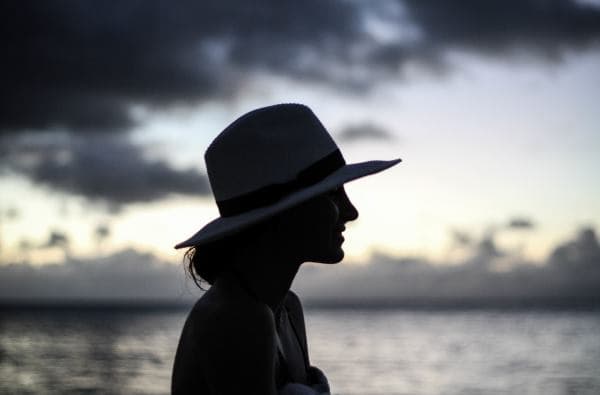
[171,104,401,395]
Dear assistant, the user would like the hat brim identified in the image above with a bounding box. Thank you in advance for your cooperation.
[174,158,401,249]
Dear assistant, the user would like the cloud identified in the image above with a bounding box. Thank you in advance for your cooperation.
[1,135,210,206]
[548,227,599,271]
[42,230,70,249]
[450,229,473,247]
[337,122,395,142]
[0,249,196,302]
[401,0,600,62]
[472,236,505,261]
[94,224,110,241]
[1,226,598,308]
[303,227,600,306]
[507,217,535,230]
[294,227,600,307]
[0,0,363,134]
[2,1,600,135]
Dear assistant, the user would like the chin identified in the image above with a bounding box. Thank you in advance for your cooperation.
[313,249,344,264]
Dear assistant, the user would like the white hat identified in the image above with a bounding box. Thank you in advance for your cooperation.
[174,103,401,249]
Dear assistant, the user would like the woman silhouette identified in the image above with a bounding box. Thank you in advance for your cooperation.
[171,104,400,395]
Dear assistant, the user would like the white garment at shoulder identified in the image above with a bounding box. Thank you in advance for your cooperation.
[279,366,331,395]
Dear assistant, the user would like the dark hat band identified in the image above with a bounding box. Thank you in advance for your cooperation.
[217,149,345,217]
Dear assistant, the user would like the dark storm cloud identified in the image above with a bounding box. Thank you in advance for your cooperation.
[0,0,361,134]
[2,0,600,135]
[371,0,600,74]
[402,0,600,60]
[337,122,395,142]
[1,136,209,205]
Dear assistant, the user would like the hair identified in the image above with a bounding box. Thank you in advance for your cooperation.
[182,193,330,288]
[184,237,233,289]
[183,219,276,289]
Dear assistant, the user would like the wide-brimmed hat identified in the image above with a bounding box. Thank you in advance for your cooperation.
[174,103,401,249]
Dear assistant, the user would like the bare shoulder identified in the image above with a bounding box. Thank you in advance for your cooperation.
[182,290,278,394]
[187,290,277,349]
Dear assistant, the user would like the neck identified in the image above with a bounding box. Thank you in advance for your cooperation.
[232,255,301,311]
[216,220,305,311]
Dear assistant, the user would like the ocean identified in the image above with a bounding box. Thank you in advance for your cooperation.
[1,306,599,395]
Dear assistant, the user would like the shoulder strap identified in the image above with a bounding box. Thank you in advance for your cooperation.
[274,322,295,386]
[282,304,311,373]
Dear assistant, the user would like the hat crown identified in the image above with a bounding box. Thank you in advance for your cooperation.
[205,104,340,203]
[175,104,400,248]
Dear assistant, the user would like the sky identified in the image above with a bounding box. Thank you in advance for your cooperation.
[1,0,600,290]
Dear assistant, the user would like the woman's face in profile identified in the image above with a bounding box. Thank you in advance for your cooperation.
[279,186,359,264]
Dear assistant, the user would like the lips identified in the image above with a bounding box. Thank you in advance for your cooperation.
[333,233,345,244]
[334,226,345,242]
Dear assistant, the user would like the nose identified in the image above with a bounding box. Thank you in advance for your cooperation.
[339,188,359,222]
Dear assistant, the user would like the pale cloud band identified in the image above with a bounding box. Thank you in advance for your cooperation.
[1,227,598,307]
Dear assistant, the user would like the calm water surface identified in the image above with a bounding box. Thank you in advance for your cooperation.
[1,307,599,395]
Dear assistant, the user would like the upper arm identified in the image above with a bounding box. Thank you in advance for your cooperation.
[201,303,278,395]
